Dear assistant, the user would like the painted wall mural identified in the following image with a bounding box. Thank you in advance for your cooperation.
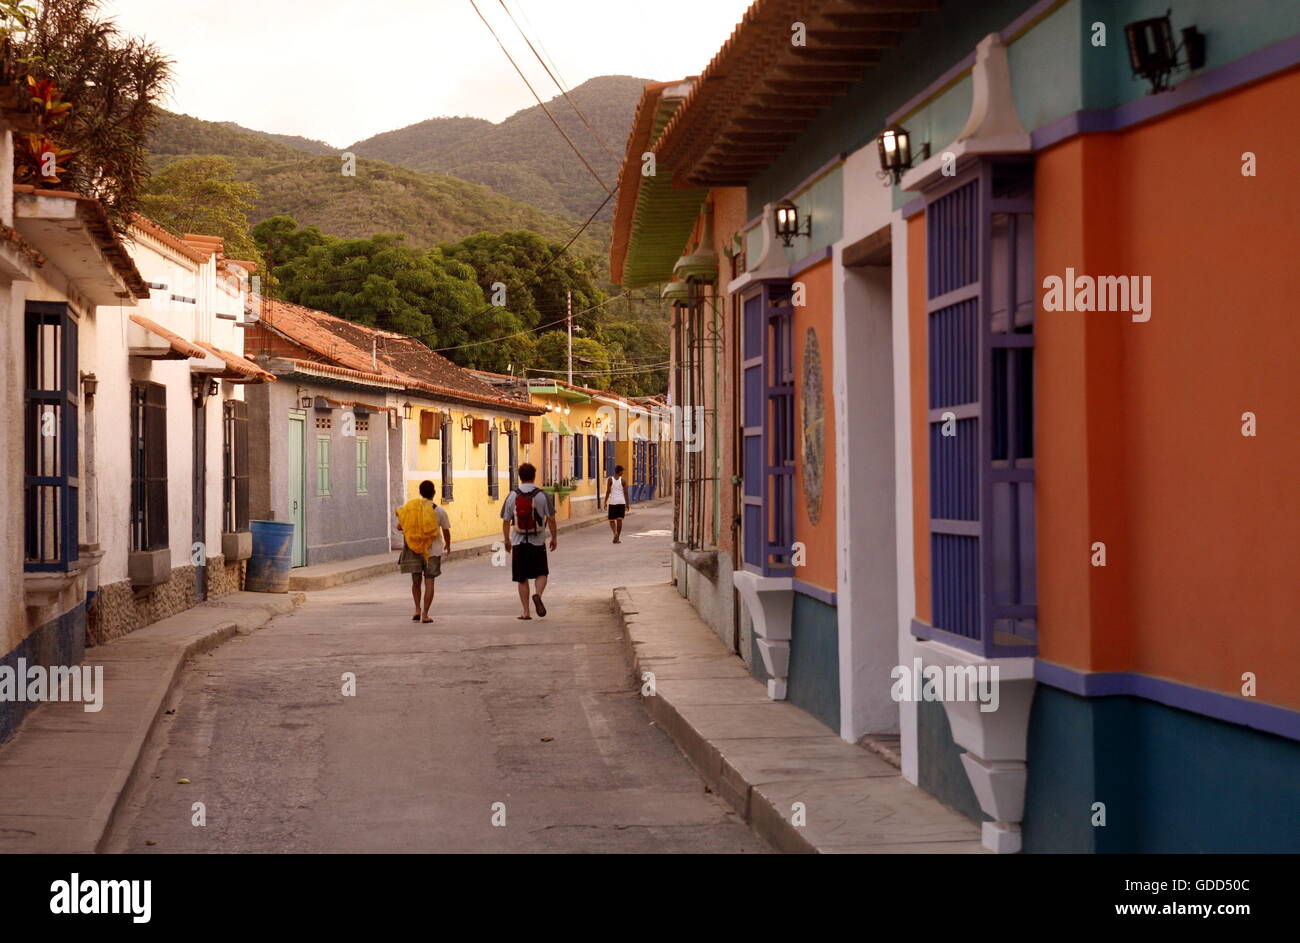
[800,327,824,525]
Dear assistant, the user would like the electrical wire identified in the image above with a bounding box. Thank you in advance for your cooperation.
[468,0,611,196]
[497,0,620,163]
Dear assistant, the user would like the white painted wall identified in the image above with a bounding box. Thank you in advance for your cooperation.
[833,144,904,742]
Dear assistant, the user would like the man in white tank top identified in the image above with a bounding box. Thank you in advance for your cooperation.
[605,464,631,543]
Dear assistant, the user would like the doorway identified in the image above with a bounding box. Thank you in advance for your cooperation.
[192,382,208,601]
[288,412,306,566]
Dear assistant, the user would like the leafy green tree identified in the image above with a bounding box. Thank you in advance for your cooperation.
[139,156,261,260]
[13,0,171,230]
[275,233,483,352]
[252,215,332,295]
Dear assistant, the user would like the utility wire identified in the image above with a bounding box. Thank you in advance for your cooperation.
[468,0,611,196]
[497,0,620,163]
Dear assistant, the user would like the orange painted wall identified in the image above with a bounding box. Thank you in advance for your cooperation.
[792,257,836,592]
[907,215,930,623]
[1035,69,1300,707]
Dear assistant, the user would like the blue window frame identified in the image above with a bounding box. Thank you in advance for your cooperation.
[919,159,1037,657]
[573,430,584,479]
[740,283,795,575]
[24,302,80,571]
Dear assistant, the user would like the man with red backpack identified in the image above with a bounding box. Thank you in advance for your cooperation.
[500,462,557,620]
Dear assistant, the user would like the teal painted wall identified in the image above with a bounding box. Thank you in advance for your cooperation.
[744,164,843,267]
[1022,686,1300,853]
[749,592,841,733]
[747,0,1300,217]
[916,698,990,827]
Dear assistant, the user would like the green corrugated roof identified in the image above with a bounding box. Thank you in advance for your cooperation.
[621,96,709,289]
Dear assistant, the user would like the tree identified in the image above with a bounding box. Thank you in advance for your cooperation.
[139,156,261,260]
[274,233,483,352]
[11,0,171,230]
[252,215,332,296]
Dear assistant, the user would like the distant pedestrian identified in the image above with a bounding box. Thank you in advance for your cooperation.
[500,463,557,620]
[605,464,631,543]
[395,479,451,624]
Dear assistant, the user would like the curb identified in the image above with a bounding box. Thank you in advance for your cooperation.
[291,499,670,592]
[611,586,785,844]
[91,594,299,853]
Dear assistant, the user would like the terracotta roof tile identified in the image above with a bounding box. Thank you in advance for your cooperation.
[130,313,207,358]
[256,297,543,414]
[195,340,275,382]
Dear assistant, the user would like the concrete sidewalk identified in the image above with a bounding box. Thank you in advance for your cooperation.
[290,497,671,591]
[612,583,987,854]
[0,591,300,853]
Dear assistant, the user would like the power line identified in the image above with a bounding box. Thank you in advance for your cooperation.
[497,0,620,163]
[468,0,611,196]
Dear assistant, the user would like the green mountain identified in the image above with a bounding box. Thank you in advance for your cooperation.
[348,75,649,218]
[217,121,336,156]
[148,111,604,253]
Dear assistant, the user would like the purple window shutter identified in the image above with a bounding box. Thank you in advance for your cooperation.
[741,291,765,570]
[924,161,1037,657]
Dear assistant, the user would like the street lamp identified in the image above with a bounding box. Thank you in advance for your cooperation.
[876,125,929,186]
[774,199,811,247]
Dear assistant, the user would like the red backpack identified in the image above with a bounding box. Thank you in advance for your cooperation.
[513,487,542,536]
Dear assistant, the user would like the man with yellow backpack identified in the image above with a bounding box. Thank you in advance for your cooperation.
[395,480,452,624]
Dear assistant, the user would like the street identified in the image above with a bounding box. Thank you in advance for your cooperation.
[105,504,768,853]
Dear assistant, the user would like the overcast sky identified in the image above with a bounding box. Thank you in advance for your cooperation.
[101,0,753,147]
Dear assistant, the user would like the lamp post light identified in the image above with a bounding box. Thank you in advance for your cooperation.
[876,125,930,187]
[774,199,812,247]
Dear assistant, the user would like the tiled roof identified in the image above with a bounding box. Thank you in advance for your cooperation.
[195,340,275,382]
[130,313,207,358]
[255,297,544,414]
[128,214,209,264]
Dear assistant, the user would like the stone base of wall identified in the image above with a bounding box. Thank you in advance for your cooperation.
[88,556,243,647]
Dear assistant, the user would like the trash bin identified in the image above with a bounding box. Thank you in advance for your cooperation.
[246,520,295,593]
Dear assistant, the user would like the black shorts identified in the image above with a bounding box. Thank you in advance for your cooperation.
[607,503,627,520]
[511,541,549,582]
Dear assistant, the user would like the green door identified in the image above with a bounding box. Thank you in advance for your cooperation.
[288,413,306,566]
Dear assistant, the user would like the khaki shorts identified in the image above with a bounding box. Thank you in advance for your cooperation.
[399,547,442,578]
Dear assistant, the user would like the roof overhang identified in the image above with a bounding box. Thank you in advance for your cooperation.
[128,313,207,360]
[611,79,710,288]
[655,0,945,188]
[14,188,149,304]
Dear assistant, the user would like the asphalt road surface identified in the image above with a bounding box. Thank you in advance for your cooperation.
[107,503,768,853]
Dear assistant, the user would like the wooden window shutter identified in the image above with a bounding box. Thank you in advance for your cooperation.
[143,381,169,551]
[472,418,489,445]
[519,420,534,445]
[419,409,436,441]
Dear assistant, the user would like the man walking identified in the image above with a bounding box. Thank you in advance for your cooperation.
[500,463,557,620]
[395,479,451,624]
[604,464,631,544]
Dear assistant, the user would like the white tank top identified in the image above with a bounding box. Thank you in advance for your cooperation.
[608,476,626,504]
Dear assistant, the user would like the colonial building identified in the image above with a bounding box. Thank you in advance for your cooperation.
[612,0,1300,853]
[245,298,546,558]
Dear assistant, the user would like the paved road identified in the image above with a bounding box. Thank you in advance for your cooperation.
[108,503,768,853]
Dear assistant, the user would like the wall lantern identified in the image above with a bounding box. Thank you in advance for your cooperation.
[502,419,515,433]
[876,125,929,186]
[300,394,314,410]
[583,418,593,428]
[1124,14,1205,94]
[81,372,98,397]
[563,406,571,416]
[774,199,812,247]
[401,401,412,420]
[460,414,475,432]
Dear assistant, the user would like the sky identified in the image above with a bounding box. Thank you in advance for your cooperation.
[101,0,755,147]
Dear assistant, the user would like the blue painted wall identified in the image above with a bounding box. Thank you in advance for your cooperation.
[1024,686,1300,853]
[0,603,86,745]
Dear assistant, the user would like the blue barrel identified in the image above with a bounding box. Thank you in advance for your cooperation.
[246,520,295,593]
